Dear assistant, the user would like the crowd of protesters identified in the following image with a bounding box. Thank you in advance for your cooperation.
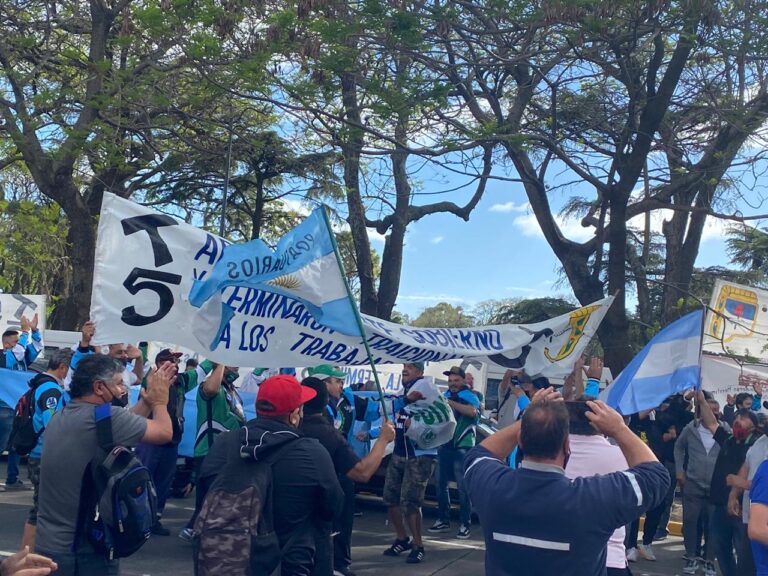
[3,319,768,576]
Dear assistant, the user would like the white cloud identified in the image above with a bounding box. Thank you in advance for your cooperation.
[513,213,595,242]
[490,201,530,213]
[367,228,387,244]
[431,235,444,245]
[397,294,470,304]
[627,209,729,243]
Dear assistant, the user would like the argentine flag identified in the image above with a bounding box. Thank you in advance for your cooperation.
[188,207,360,349]
[602,310,704,415]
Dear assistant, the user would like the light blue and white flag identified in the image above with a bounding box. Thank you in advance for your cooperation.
[602,310,704,415]
[188,207,360,349]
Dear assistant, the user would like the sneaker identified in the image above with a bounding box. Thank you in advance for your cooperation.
[427,520,450,533]
[456,525,470,539]
[626,548,640,563]
[333,567,357,576]
[638,543,657,561]
[383,538,412,556]
[683,558,699,574]
[704,561,716,576]
[4,480,27,491]
[654,529,668,541]
[151,521,171,536]
[406,546,424,564]
[178,527,194,542]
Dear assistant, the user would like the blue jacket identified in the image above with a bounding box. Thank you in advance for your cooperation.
[465,446,669,576]
[0,330,42,409]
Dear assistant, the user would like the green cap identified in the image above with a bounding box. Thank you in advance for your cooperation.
[308,364,347,380]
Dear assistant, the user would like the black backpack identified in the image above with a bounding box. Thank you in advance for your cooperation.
[75,403,157,560]
[9,376,61,456]
[193,428,298,576]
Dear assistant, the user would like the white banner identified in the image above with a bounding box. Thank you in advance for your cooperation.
[703,279,768,360]
[702,353,768,410]
[90,193,612,376]
[0,294,46,336]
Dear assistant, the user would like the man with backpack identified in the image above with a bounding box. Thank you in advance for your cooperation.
[299,376,395,576]
[195,374,343,576]
[13,349,72,551]
[134,348,198,537]
[35,354,175,576]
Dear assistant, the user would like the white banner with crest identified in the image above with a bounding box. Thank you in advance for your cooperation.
[91,193,612,376]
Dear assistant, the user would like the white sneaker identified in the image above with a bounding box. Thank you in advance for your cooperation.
[626,548,640,563]
[638,543,657,561]
[683,558,699,574]
[704,560,716,576]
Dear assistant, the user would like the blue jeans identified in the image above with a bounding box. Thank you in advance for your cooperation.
[436,446,471,526]
[134,442,179,515]
[0,406,20,484]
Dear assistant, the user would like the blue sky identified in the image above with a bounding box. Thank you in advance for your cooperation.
[381,178,764,320]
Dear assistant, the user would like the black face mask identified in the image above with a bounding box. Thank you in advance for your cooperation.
[111,394,129,408]
[117,358,130,367]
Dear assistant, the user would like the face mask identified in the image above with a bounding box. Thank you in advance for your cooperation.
[118,358,130,367]
[733,424,751,442]
[111,394,129,408]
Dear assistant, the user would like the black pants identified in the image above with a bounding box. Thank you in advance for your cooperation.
[186,456,211,529]
[334,475,355,570]
[642,461,676,545]
[607,567,632,576]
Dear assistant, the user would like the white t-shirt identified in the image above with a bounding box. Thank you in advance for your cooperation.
[565,434,630,569]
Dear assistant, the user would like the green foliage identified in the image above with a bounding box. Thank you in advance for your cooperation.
[489,298,577,325]
[412,302,475,328]
[0,198,69,297]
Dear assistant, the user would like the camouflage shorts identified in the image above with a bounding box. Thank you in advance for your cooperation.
[382,454,436,514]
[27,458,41,525]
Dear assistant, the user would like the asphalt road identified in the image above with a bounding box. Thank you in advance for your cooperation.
[0,474,698,575]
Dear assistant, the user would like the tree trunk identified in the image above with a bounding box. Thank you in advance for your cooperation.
[50,200,96,330]
[340,71,378,315]
[601,192,633,372]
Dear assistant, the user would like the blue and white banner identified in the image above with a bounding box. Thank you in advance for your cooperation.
[0,368,34,409]
[602,310,704,414]
[91,193,612,377]
[189,207,359,349]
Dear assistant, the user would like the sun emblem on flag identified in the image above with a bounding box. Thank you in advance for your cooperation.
[269,274,301,290]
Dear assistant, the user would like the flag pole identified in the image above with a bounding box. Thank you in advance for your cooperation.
[319,206,389,420]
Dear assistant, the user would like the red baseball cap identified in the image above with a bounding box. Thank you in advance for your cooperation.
[256,375,317,416]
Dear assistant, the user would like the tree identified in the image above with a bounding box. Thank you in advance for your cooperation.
[489,298,577,325]
[412,302,475,328]
[0,166,69,298]
[727,225,768,282]
[336,230,381,300]
[0,1,202,327]
[408,0,768,371]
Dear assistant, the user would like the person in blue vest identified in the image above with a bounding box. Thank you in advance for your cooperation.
[21,349,72,551]
[306,364,381,575]
[0,314,43,492]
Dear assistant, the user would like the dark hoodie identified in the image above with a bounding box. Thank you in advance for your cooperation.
[199,417,343,576]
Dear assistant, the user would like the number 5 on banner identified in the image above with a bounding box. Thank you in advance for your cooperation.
[121,268,182,326]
